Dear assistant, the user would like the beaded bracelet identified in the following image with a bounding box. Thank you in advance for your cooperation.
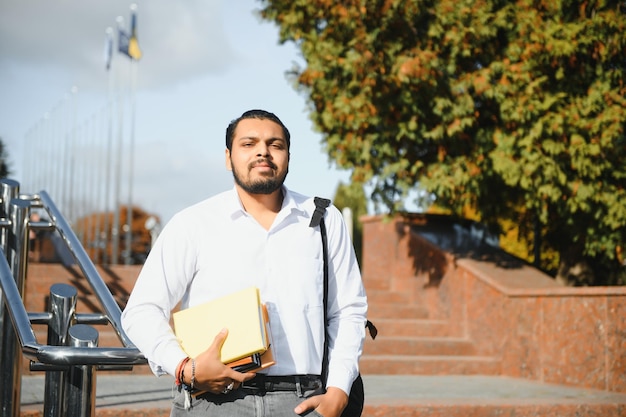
[175,357,191,386]
[191,359,196,390]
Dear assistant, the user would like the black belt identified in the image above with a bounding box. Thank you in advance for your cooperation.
[241,375,323,393]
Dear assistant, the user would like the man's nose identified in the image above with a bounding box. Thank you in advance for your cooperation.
[256,143,270,157]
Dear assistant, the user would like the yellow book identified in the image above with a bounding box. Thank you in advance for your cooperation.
[173,286,272,364]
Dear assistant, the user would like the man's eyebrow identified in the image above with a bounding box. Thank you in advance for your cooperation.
[234,135,266,143]
[236,136,286,143]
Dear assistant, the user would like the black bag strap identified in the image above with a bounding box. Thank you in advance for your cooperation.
[309,197,331,228]
[309,197,332,383]
[309,197,377,386]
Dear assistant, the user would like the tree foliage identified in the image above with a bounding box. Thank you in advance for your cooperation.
[0,137,12,178]
[259,0,626,284]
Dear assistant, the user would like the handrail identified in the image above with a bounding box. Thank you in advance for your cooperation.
[0,190,146,366]
[0,253,145,366]
[0,179,150,417]
[37,190,135,347]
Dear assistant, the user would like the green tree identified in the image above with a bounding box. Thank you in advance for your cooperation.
[333,181,368,265]
[0,138,12,178]
[259,0,626,285]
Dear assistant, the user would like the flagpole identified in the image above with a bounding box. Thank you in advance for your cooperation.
[87,113,98,258]
[125,3,140,265]
[102,27,114,264]
[93,106,106,264]
[43,114,50,191]
[52,103,60,198]
[67,86,78,224]
[111,5,142,264]
[78,121,84,240]
[60,91,70,215]
[111,16,127,265]
[125,57,137,265]
[37,115,47,191]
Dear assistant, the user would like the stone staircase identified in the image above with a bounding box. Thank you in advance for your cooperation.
[21,263,152,377]
[360,286,501,377]
[354,214,626,416]
[359,244,502,378]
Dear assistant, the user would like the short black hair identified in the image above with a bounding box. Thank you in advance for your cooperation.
[225,109,291,151]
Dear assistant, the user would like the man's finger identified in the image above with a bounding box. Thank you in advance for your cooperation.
[294,397,319,415]
[209,328,229,354]
[227,370,256,383]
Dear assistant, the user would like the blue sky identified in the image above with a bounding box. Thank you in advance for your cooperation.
[0,0,352,224]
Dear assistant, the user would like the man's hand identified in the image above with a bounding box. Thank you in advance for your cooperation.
[294,387,348,417]
[186,328,256,394]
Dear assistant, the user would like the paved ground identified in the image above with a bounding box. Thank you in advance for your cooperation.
[21,374,626,411]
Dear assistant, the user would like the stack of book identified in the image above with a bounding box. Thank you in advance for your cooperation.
[173,286,275,372]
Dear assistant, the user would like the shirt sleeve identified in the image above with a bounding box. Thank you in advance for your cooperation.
[121,215,196,376]
[323,205,368,395]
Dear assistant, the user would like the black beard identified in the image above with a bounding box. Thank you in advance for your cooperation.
[234,175,283,194]
[231,167,288,195]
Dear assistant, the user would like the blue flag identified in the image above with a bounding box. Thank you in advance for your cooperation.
[118,27,131,58]
[118,6,142,60]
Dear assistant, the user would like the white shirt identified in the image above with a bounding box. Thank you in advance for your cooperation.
[121,186,367,394]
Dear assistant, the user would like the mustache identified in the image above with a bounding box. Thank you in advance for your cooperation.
[249,159,277,170]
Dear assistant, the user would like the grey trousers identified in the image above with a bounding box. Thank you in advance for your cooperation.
[170,387,324,417]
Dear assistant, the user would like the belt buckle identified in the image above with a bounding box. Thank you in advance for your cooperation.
[241,379,262,391]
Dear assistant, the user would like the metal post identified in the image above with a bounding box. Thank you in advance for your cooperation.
[0,197,29,417]
[66,324,98,417]
[0,180,19,407]
[44,284,77,417]
[0,179,19,256]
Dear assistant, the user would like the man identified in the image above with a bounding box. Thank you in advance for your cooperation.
[121,109,367,417]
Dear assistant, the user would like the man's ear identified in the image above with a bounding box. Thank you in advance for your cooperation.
[225,148,232,171]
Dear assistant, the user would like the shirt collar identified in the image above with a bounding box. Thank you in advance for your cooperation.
[226,185,308,223]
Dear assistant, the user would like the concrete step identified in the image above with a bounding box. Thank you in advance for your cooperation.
[360,354,501,375]
[366,318,452,338]
[363,278,391,292]
[368,303,429,320]
[363,336,476,356]
[20,375,626,417]
[366,290,414,304]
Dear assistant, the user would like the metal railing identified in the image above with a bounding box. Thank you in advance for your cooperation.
[0,179,146,417]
